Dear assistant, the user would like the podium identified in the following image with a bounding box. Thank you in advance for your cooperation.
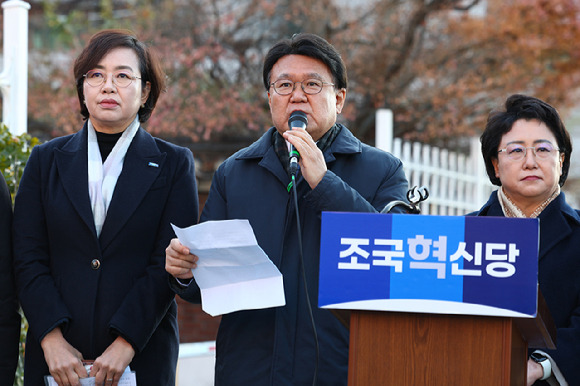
[347,291,556,385]
[319,212,556,385]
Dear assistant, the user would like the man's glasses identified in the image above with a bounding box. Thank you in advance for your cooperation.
[83,70,142,88]
[270,79,334,95]
[497,143,560,161]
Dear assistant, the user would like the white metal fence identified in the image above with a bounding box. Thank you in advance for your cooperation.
[375,109,496,215]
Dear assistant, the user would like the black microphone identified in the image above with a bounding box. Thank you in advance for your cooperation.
[288,111,308,175]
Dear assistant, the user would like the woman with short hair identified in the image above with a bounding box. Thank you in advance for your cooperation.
[13,30,198,386]
[472,94,579,385]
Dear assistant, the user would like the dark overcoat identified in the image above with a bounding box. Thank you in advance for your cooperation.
[176,125,409,385]
[0,174,20,385]
[471,191,580,385]
[13,124,198,385]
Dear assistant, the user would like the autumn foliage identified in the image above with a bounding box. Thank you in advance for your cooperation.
[23,0,580,149]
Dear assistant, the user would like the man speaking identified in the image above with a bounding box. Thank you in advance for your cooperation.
[166,33,409,385]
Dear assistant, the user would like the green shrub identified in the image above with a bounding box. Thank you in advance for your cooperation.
[0,123,39,201]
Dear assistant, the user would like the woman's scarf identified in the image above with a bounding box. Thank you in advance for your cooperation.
[497,185,560,218]
[87,117,139,237]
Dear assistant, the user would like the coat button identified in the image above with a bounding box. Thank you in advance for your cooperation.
[91,259,101,270]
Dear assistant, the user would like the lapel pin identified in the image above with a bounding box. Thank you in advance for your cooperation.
[148,162,159,168]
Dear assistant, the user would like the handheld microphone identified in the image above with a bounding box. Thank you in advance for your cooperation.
[288,111,308,175]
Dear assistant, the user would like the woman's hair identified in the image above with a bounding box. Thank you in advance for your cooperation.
[481,94,572,186]
[262,33,348,91]
[73,29,166,123]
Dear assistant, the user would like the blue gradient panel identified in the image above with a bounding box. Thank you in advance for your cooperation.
[390,215,464,301]
[319,212,539,317]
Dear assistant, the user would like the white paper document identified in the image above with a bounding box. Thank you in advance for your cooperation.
[172,219,286,316]
[45,365,136,386]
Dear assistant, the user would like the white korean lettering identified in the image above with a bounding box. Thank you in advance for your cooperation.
[372,239,404,272]
[338,238,371,270]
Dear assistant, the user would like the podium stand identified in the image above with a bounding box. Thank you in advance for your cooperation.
[318,212,556,385]
[347,292,556,385]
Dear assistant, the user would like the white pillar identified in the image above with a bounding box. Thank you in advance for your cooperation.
[375,108,393,153]
[0,0,30,135]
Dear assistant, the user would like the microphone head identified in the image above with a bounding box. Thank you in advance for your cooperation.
[288,111,308,130]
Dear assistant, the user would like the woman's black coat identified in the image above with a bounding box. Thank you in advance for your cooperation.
[13,125,198,385]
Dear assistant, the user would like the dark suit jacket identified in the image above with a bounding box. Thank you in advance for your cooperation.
[13,124,199,386]
[472,191,580,385]
[175,125,408,385]
[0,174,20,385]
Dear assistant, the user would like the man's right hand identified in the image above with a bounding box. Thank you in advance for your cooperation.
[40,327,87,386]
[165,238,198,280]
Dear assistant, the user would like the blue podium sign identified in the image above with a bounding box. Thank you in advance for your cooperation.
[319,212,539,318]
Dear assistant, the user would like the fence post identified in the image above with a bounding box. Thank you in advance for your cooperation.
[375,109,393,153]
[0,0,30,135]
[470,137,488,206]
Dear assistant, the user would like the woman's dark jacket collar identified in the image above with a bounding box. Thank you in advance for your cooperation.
[471,190,580,259]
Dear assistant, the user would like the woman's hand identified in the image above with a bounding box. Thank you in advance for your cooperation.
[40,327,87,386]
[165,238,199,280]
[526,358,544,385]
[89,336,135,386]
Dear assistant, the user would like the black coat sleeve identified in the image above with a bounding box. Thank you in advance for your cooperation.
[0,175,20,385]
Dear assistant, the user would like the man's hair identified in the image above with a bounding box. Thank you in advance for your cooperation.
[262,33,347,91]
[481,94,572,186]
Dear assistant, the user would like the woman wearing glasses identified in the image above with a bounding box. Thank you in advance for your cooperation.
[472,94,579,385]
[13,30,198,386]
